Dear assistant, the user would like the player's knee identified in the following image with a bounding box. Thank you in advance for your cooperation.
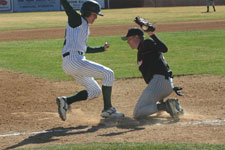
[133,108,146,119]
[103,69,114,86]
[133,111,145,120]
[87,86,101,99]
[133,110,139,119]
[94,87,102,97]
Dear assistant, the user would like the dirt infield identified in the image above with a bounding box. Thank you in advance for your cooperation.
[1,20,225,41]
[0,21,225,149]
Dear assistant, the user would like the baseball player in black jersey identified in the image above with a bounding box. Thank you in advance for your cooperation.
[56,0,124,121]
[122,27,184,120]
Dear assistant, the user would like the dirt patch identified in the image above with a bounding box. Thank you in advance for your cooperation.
[0,20,225,41]
[0,69,225,149]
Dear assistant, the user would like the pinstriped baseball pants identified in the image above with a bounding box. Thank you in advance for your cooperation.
[133,75,174,119]
[62,52,114,99]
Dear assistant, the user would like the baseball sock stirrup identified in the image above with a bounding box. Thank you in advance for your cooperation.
[66,90,88,105]
[102,86,113,110]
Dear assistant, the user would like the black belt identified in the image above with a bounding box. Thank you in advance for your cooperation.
[63,51,83,57]
[77,51,83,55]
[63,52,70,57]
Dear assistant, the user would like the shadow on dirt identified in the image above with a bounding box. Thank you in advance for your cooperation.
[4,116,176,150]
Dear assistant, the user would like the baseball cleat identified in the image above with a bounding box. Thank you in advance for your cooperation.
[174,99,184,115]
[165,99,180,121]
[56,96,69,121]
[101,107,125,118]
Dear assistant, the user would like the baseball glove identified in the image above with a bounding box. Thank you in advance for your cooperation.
[173,87,183,96]
[134,16,155,32]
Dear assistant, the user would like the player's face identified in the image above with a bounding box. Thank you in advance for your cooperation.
[127,35,140,49]
[87,12,98,24]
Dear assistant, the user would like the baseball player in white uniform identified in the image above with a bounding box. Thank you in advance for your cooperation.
[56,0,124,121]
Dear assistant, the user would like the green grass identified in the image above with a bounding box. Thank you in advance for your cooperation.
[0,6,225,30]
[162,30,225,76]
[0,30,225,80]
[17,142,225,150]
[0,39,66,80]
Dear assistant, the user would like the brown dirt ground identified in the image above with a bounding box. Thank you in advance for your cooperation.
[0,20,225,149]
[1,20,225,41]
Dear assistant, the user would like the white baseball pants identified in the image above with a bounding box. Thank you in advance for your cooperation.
[62,52,114,99]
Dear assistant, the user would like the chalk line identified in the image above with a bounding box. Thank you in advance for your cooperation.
[0,119,225,138]
[177,119,225,126]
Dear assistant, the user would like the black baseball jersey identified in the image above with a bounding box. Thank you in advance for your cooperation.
[137,34,172,84]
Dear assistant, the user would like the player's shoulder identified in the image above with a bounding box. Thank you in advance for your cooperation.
[68,13,82,28]
[143,38,154,46]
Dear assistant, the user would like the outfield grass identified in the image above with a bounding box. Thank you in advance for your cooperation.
[0,30,225,80]
[0,6,225,30]
[17,142,225,150]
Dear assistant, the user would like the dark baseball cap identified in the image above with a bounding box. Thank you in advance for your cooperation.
[121,27,144,40]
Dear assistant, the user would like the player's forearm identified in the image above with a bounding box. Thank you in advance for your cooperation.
[61,0,74,16]
[86,46,105,53]
[150,34,168,53]
[61,0,81,28]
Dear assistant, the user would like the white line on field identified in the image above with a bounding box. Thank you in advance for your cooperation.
[0,128,79,137]
[177,119,225,126]
[0,119,225,138]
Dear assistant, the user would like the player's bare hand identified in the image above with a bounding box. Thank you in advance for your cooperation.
[104,42,110,51]
[147,31,154,36]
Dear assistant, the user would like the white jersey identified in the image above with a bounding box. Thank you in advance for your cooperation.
[58,0,121,117]
[62,17,90,54]
[62,17,114,100]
